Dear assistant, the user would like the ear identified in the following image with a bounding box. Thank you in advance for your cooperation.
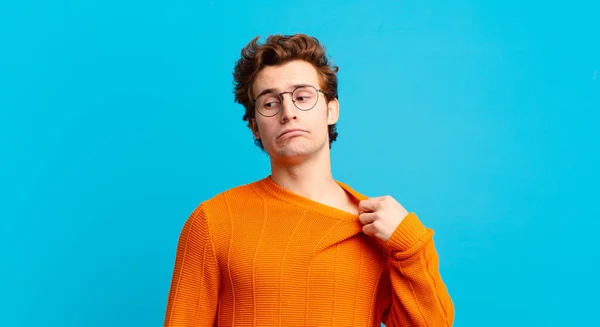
[249,118,261,139]
[326,98,340,125]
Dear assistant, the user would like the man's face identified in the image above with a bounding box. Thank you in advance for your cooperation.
[250,60,339,161]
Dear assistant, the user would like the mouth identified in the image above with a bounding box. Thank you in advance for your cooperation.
[278,129,308,139]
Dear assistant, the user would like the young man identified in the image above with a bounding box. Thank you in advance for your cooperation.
[163,34,454,327]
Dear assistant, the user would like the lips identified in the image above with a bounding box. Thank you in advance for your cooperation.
[278,128,307,139]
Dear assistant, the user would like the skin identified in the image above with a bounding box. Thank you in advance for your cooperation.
[249,59,409,242]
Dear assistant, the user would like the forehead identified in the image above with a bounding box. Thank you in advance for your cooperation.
[252,60,320,94]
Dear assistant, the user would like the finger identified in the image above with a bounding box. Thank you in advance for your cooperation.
[358,212,377,225]
[362,223,376,236]
[359,199,380,213]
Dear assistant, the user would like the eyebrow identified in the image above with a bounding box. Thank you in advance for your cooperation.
[253,84,312,100]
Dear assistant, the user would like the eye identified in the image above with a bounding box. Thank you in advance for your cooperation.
[263,101,280,110]
[294,93,313,102]
[257,94,278,108]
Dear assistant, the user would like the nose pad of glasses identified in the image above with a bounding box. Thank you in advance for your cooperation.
[280,92,296,109]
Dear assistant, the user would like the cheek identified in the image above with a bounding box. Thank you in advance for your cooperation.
[306,111,331,138]
[256,119,277,137]
[318,106,333,126]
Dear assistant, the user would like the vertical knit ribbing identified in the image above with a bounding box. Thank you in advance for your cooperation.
[163,176,454,327]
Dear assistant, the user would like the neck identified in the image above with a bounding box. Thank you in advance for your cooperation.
[269,148,339,203]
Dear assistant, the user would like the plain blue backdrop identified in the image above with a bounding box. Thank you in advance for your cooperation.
[1,0,599,326]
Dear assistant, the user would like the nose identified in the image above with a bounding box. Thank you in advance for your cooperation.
[279,92,298,123]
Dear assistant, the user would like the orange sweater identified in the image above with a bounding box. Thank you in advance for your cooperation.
[163,176,454,326]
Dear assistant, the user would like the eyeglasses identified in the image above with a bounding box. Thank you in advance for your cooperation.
[252,85,325,117]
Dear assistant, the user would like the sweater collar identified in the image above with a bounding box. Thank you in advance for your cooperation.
[254,175,369,222]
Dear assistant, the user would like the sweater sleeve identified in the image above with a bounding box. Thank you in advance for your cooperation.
[380,212,454,327]
[163,204,220,327]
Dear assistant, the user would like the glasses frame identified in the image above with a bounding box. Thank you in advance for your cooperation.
[252,85,325,117]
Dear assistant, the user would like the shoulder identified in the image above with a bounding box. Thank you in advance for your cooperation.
[179,178,264,241]
[190,178,264,217]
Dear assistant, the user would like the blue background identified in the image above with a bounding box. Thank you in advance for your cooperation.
[1,0,599,326]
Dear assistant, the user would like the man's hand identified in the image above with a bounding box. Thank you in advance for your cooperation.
[358,196,410,242]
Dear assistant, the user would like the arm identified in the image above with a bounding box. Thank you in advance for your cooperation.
[164,204,220,327]
[381,212,454,327]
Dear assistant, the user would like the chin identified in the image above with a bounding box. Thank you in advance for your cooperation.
[275,144,311,157]
[269,139,327,160]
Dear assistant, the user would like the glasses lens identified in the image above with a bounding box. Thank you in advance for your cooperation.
[293,86,318,110]
[256,93,281,117]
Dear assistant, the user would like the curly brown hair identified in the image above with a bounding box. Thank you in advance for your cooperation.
[232,33,339,150]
